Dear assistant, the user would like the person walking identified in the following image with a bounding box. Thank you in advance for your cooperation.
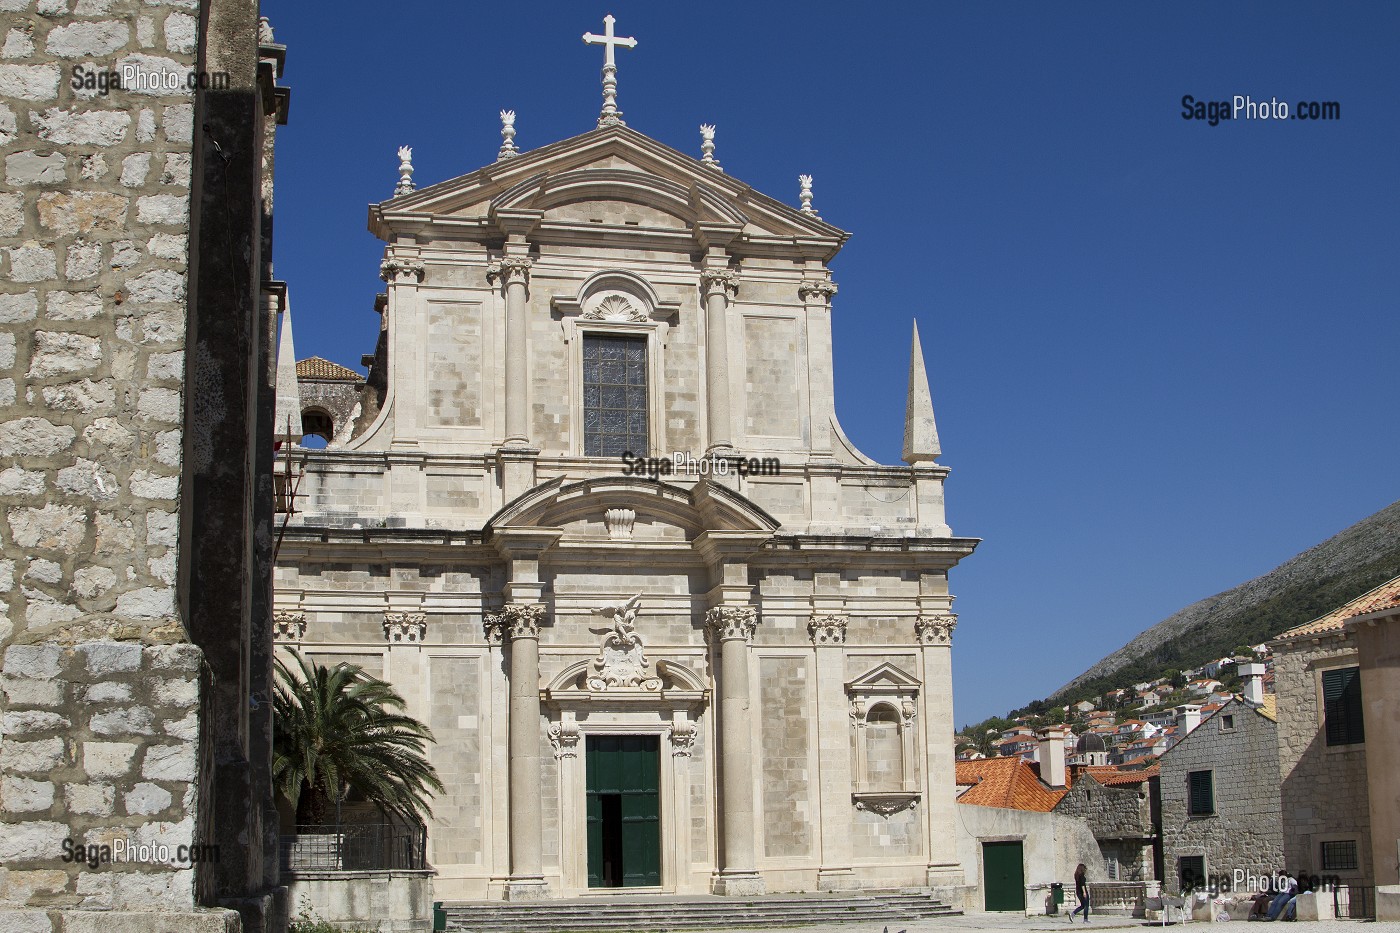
[1071,863,1091,923]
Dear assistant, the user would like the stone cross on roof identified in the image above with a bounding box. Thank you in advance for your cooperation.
[583,14,637,128]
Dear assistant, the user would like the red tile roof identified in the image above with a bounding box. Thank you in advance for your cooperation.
[296,356,362,381]
[1275,574,1400,639]
[956,756,1066,812]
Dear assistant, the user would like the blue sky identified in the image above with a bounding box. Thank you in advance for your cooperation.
[262,1,1400,725]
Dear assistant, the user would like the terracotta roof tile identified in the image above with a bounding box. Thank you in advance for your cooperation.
[1275,574,1400,639]
[955,757,1066,812]
[296,356,363,381]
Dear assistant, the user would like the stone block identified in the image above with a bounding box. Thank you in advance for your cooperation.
[147,643,199,673]
[5,244,57,282]
[0,738,65,774]
[27,330,103,378]
[0,64,60,100]
[134,194,186,225]
[124,269,184,303]
[83,680,129,702]
[65,782,115,816]
[7,504,84,549]
[0,821,66,862]
[45,292,102,321]
[44,20,129,57]
[79,641,141,675]
[1,675,64,707]
[0,292,39,323]
[0,910,54,933]
[36,191,126,235]
[113,586,175,618]
[2,711,69,734]
[1377,885,1400,922]
[123,781,171,815]
[82,741,136,779]
[141,742,194,782]
[31,107,130,146]
[89,707,154,736]
[119,153,150,187]
[43,380,116,415]
[59,909,240,933]
[151,677,196,707]
[1,775,55,812]
[3,645,62,679]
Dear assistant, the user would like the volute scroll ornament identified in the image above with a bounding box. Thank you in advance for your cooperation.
[485,604,545,641]
[698,269,739,300]
[383,611,427,643]
[914,612,957,645]
[704,606,757,644]
[379,255,425,283]
[808,614,847,646]
[273,611,306,642]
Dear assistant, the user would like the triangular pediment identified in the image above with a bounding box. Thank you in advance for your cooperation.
[847,662,922,692]
[370,124,848,259]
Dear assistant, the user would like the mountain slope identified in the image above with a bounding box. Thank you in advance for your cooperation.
[1052,499,1400,702]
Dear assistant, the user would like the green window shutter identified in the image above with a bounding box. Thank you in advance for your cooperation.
[1187,770,1214,816]
[1322,667,1364,747]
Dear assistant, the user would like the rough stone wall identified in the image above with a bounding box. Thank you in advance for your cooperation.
[296,378,360,442]
[1053,777,1154,881]
[0,0,209,923]
[1159,698,1283,892]
[1273,633,1372,882]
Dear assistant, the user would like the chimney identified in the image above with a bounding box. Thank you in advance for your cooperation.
[1239,663,1266,705]
[1036,726,1069,788]
[1179,705,1202,735]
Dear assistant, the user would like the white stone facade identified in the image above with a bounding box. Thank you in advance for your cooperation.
[277,122,978,901]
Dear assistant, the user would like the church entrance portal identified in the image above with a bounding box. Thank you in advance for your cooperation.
[586,735,661,887]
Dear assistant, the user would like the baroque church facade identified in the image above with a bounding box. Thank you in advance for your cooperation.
[274,22,978,901]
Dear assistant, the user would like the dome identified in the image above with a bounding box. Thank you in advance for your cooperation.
[1076,733,1108,754]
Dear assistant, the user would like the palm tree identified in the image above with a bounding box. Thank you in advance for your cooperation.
[272,651,443,826]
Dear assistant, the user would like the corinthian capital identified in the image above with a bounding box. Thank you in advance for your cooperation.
[489,256,534,286]
[698,268,739,299]
[914,612,958,645]
[486,603,546,640]
[383,611,427,643]
[379,256,425,283]
[704,606,757,643]
[808,614,847,646]
[798,279,838,303]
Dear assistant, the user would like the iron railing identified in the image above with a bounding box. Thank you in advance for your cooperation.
[1333,884,1375,920]
[280,822,427,872]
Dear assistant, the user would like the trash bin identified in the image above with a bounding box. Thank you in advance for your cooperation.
[433,901,446,931]
[1050,882,1065,914]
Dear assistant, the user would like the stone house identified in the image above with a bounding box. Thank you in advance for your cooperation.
[1158,690,1281,895]
[272,37,978,902]
[1,3,289,931]
[1271,574,1400,912]
[1053,765,1160,883]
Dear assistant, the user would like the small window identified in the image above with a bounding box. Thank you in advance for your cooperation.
[1187,770,1214,816]
[1179,856,1206,893]
[1321,840,1359,872]
[1106,855,1120,881]
[1220,714,1235,731]
[1322,667,1365,746]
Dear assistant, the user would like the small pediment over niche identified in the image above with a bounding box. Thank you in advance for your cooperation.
[846,662,921,692]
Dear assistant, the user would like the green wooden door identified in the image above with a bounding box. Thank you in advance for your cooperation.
[983,841,1026,911]
[586,735,660,887]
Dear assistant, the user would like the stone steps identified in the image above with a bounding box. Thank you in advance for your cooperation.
[443,890,960,932]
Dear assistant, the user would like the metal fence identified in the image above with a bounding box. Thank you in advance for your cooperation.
[1333,884,1375,920]
[280,822,428,872]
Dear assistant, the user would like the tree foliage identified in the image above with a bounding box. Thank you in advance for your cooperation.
[272,651,444,825]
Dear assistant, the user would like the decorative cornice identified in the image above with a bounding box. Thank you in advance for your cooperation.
[698,269,739,300]
[379,256,425,283]
[273,611,306,642]
[704,606,757,644]
[670,721,697,757]
[914,612,957,646]
[798,279,838,302]
[383,611,426,643]
[486,603,546,640]
[808,614,847,646]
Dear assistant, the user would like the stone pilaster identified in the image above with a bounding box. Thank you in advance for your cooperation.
[915,612,963,892]
[497,256,534,448]
[380,253,426,448]
[700,268,738,455]
[809,613,858,891]
[489,603,549,900]
[705,606,764,895]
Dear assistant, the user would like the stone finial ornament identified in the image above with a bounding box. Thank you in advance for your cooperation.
[583,14,637,128]
[258,16,275,44]
[799,174,815,215]
[498,110,518,161]
[394,146,414,196]
[700,124,722,171]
